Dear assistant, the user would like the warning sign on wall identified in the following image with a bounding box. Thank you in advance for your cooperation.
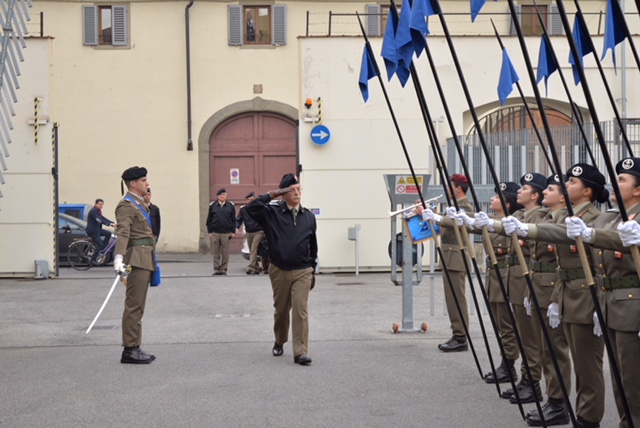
[395,176,423,194]
[230,168,240,184]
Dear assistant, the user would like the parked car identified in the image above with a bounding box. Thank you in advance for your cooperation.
[59,203,92,221]
[58,213,114,266]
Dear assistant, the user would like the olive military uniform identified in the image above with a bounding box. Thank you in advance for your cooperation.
[115,192,156,348]
[531,201,605,425]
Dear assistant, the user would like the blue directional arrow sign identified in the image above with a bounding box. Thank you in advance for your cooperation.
[310,125,331,146]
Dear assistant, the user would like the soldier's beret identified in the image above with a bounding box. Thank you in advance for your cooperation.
[566,163,605,190]
[520,172,547,192]
[279,173,299,189]
[245,192,255,199]
[121,166,147,181]
[547,173,561,186]
[495,181,520,197]
[450,173,469,186]
[616,157,640,179]
[216,188,226,196]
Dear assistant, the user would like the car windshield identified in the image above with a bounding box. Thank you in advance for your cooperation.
[59,218,83,231]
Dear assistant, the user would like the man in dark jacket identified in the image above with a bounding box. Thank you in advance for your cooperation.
[86,198,115,261]
[237,192,267,275]
[246,174,318,366]
[206,188,236,275]
[143,189,161,240]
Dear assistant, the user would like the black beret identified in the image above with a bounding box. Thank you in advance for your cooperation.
[566,163,605,192]
[616,157,640,179]
[245,192,255,199]
[520,172,547,192]
[216,188,226,196]
[279,173,299,189]
[495,181,520,197]
[121,166,147,181]
[547,173,561,186]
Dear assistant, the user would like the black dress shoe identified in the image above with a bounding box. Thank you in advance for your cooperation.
[136,346,156,361]
[526,398,570,426]
[272,342,283,357]
[509,377,542,404]
[294,354,312,365]
[484,359,516,384]
[121,347,154,364]
[438,335,468,352]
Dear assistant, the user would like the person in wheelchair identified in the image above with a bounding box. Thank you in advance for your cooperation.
[86,198,116,262]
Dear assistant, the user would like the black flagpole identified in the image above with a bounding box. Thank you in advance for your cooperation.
[354,12,484,378]
[429,0,579,423]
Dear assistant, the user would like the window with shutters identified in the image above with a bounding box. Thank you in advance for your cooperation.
[510,4,564,36]
[228,5,286,46]
[82,4,129,47]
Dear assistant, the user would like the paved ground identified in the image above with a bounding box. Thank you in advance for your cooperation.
[0,254,621,427]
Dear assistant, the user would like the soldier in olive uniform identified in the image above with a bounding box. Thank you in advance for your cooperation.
[482,173,547,405]
[114,166,157,365]
[520,164,609,428]
[567,157,640,428]
[504,174,573,425]
[420,174,474,352]
[454,182,522,383]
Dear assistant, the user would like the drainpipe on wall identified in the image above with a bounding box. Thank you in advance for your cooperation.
[185,0,195,151]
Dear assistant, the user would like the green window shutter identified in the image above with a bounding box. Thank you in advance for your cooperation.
[273,5,287,45]
[509,5,521,36]
[549,5,564,35]
[82,5,98,46]
[112,5,128,46]
[228,5,242,46]
[366,4,381,37]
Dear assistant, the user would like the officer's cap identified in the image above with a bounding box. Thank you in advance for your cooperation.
[279,173,299,189]
[616,157,640,180]
[495,181,520,197]
[216,188,226,196]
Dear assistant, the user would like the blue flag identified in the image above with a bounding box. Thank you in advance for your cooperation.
[381,9,399,81]
[396,0,414,87]
[410,0,434,57]
[359,45,380,102]
[470,0,488,22]
[568,13,594,85]
[497,48,519,105]
[536,36,558,96]
[601,0,629,71]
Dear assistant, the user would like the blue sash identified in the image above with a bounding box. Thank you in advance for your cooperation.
[124,195,161,287]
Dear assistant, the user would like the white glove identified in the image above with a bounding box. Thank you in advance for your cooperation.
[114,254,126,275]
[524,296,531,316]
[503,216,528,237]
[547,302,561,329]
[474,211,495,232]
[565,217,594,243]
[457,212,476,230]
[445,207,463,227]
[617,221,640,247]
[593,311,602,337]
[422,208,442,223]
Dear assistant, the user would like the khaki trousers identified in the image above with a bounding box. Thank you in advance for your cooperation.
[513,304,542,381]
[530,306,572,400]
[246,231,264,272]
[490,301,519,360]
[443,269,469,337]
[211,233,232,273]
[122,267,152,347]
[607,328,640,428]
[564,322,604,423]
[269,265,313,357]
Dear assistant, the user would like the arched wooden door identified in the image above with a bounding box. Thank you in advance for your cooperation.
[209,112,297,251]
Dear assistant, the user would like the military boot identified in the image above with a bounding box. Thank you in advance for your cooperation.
[438,335,468,352]
[509,376,542,404]
[526,397,570,426]
[484,358,517,384]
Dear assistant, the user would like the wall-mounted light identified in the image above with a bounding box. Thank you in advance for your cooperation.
[304,98,313,109]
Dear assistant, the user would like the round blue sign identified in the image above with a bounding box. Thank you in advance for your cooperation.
[310,125,331,146]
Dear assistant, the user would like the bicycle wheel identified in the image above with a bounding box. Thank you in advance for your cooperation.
[68,241,95,271]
